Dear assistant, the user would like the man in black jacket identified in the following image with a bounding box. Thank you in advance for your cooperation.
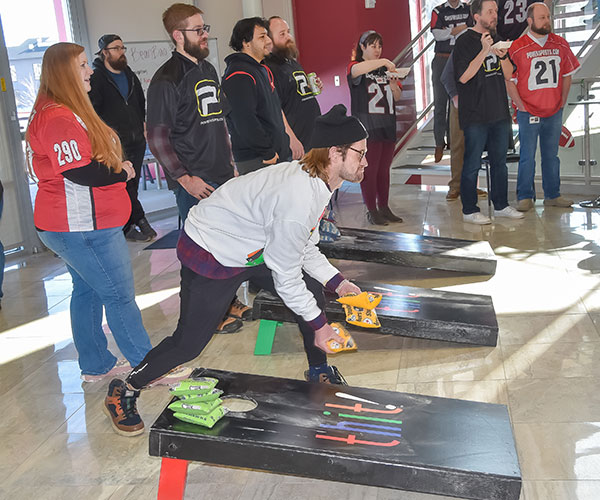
[265,16,322,159]
[222,17,291,174]
[89,34,156,242]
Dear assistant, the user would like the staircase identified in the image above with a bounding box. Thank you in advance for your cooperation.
[389,4,600,191]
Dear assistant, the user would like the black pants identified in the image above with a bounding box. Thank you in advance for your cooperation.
[123,141,147,230]
[127,264,327,389]
[432,54,450,148]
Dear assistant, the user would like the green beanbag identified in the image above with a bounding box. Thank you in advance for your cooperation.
[173,405,227,428]
[168,398,223,415]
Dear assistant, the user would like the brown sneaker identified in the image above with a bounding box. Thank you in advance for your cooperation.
[476,188,487,197]
[228,297,253,320]
[543,196,573,207]
[434,145,444,163]
[446,189,460,201]
[517,198,534,212]
[103,379,144,436]
[215,315,243,334]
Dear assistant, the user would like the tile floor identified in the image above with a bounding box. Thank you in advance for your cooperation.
[1,182,600,500]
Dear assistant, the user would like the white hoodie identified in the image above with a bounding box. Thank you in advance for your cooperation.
[184,161,340,322]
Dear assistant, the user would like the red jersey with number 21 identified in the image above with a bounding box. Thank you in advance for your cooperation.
[509,33,579,118]
[27,96,130,232]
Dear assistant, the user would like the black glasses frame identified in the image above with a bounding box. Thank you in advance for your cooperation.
[179,25,211,36]
[348,146,367,161]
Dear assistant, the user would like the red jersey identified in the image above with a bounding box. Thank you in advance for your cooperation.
[27,96,130,232]
[509,32,579,117]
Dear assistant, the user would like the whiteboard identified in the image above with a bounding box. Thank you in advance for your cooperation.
[125,38,220,95]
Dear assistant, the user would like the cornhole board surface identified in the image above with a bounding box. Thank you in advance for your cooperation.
[319,228,497,275]
[252,281,498,354]
[149,368,521,500]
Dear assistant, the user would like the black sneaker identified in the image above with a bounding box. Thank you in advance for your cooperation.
[214,316,244,334]
[378,206,403,223]
[304,365,348,385]
[103,379,144,436]
[367,210,389,226]
[124,225,151,242]
[137,217,157,239]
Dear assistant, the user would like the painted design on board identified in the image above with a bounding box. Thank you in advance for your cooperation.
[315,391,403,448]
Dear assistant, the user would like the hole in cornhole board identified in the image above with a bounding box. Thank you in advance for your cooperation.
[222,396,258,413]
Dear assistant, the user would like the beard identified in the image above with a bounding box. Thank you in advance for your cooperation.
[272,39,299,60]
[481,19,497,37]
[108,54,128,71]
[531,22,551,35]
[184,35,209,61]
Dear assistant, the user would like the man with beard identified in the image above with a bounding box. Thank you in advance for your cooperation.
[104,105,368,436]
[497,0,553,41]
[453,0,524,224]
[264,16,322,159]
[506,2,579,211]
[146,3,249,333]
[222,17,291,174]
[89,34,156,242]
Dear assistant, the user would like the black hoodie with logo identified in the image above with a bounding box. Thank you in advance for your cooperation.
[88,58,146,148]
[222,52,290,163]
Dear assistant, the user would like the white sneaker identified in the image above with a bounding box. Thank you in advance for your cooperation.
[463,212,491,225]
[81,359,131,383]
[494,206,525,219]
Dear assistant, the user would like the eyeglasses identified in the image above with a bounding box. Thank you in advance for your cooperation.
[349,147,367,161]
[179,25,211,36]
[105,45,127,52]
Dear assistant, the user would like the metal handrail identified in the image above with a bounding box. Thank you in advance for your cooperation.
[393,22,431,66]
[396,102,435,149]
[576,22,600,58]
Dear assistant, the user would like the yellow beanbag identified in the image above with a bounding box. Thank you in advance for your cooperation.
[337,291,382,310]
[342,304,381,329]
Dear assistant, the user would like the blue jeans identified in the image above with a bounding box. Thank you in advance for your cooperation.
[37,227,152,375]
[461,119,510,215]
[516,109,563,201]
[174,181,221,223]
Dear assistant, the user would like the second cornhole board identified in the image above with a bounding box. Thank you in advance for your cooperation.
[252,280,498,354]
[319,228,497,275]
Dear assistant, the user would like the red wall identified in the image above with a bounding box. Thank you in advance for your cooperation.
[292,0,412,113]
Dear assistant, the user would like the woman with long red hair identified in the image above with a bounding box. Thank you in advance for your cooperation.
[26,43,157,382]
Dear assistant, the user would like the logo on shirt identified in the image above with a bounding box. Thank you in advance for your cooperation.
[482,54,501,74]
[195,79,223,117]
[293,71,313,96]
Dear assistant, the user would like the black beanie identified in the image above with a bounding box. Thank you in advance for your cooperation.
[309,104,368,150]
[96,34,122,55]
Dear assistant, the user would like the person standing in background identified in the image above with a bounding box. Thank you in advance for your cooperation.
[89,34,156,242]
[347,30,403,226]
[265,16,322,158]
[431,0,473,163]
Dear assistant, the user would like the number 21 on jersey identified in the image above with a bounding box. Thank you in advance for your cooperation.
[528,56,561,91]
[367,82,394,114]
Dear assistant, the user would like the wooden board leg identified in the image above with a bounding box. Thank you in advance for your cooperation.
[254,319,279,355]
[157,457,188,500]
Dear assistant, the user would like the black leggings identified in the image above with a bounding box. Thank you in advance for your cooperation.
[127,264,327,389]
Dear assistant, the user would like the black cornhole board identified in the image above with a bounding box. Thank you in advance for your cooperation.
[319,228,497,275]
[149,368,521,500]
[252,281,499,348]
